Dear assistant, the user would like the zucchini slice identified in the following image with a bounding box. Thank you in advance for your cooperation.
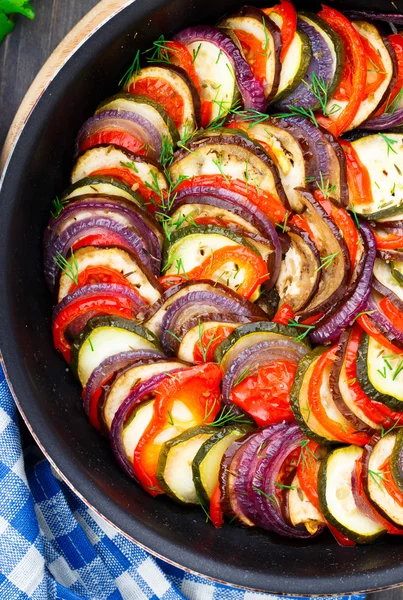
[168,203,261,237]
[350,134,403,220]
[157,426,217,504]
[365,433,403,527]
[318,445,385,543]
[70,316,159,386]
[192,424,252,505]
[374,257,403,303]
[121,399,155,468]
[219,7,281,102]
[328,22,395,132]
[101,360,186,432]
[392,260,403,287]
[215,321,310,365]
[61,176,144,207]
[288,474,325,535]
[177,319,239,363]
[391,429,403,495]
[125,65,201,137]
[290,348,341,444]
[357,333,403,410]
[57,246,161,305]
[169,132,286,204]
[71,145,168,196]
[270,23,311,104]
[96,93,179,144]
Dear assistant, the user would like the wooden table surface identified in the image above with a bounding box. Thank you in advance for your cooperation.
[0,2,402,598]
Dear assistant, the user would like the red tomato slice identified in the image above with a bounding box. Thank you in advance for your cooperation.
[67,266,147,302]
[317,193,359,269]
[357,314,403,355]
[72,231,127,251]
[272,304,295,325]
[187,245,269,299]
[210,483,224,528]
[380,457,403,509]
[193,324,237,363]
[374,33,403,117]
[90,167,162,213]
[233,29,267,84]
[133,364,222,495]
[339,139,373,207]
[80,130,148,156]
[130,77,185,129]
[373,228,403,250]
[230,360,297,426]
[263,0,297,62]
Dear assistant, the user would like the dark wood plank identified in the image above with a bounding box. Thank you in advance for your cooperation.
[1,3,403,599]
[0,0,98,149]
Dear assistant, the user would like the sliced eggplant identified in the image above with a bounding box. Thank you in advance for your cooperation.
[61,176,144,207]
[100,360,187,432]
[275,224,321,312]
[70,316,159,385]
[349,135,403,220]
[96,93,179,144]
[169,132,287,205]
[357,333,403,410]
[294,189,350,319]
[57,246,162,305]
[218,6,282,102]
[328,22,395,132]
[157,426,217,504]
[318,445,385,544]
[364,433,403,527]
[125,65,201,137]
[71,145,169,199]
[290,348,346,445]
[288,474,325,535]
[192,424,253,505]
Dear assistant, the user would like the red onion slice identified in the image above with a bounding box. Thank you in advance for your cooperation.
[174,26,265,111]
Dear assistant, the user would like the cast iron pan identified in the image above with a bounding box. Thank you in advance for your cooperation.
[1,0,403,594]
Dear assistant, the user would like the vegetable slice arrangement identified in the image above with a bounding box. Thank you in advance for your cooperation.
[43,2,403,545]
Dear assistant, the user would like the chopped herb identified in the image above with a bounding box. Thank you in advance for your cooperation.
[353,310,376,322]
[288,319,315,342]
[316,171,336,199]
[160,135,174,168]
[301,403,311,423]
[367,57,387,74]
[196,320,221,363]
[50,196,67,219]
[88,338,94,352]
[212,154,230,183]
[143,35,177,64]
[274,482,296,490]
[195,491,211,523]
[297,439,316,472]
[208,406,254,427]
[229,106,269,127]
[119,50,141,88]
[347,378,357,386]
[377,366,387,378]
[381,418,402,437]
[262,17,270,54]
[275,210,290,232]
[368,469,385,490]
[274,105,318,127]
[383,357,393,371]
[192,43,202,64]
[216,49,223,64]
[393,359,403,380]
[167,410,174,426]
[379,133,398,155]
[175,257,188,279]
[53,250,79,285]
[166,330,182,343]
[120,160,139,173]
[252,485,280,506]
[315,252,340,272]
[302,72,339,117]
[349,203,361,229]
[233,366,251,387]
[385,87,403,115]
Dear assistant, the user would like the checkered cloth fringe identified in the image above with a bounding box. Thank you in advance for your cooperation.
[0,361,366,600]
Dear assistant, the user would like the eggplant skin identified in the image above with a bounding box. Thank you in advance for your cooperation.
[276,224,321,313]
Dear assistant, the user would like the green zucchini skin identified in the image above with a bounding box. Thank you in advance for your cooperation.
[61,175,145,205]
[391,429,403,495]
[356,334,403,412]
[270,29,311,104]
[318,446,385,544]
[156,425,217,504]
[97,93,179,144]
[214,321,311,364]
[192,424,253,505]
[162,224,261,266]
[289,347,334,445]
[70,316,160,380]
[391,262,403,287]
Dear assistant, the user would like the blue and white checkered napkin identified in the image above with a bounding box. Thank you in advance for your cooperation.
[0,362,366,600]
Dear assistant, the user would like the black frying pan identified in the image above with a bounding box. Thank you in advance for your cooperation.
[1,0,403,594]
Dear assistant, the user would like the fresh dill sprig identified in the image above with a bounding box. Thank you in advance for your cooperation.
[167,410,174,426]
[159,135,174,168]
[208,406,254,427]
[175,257,188,279]
[288,319,315,341]
[316,172,336,199]
[393,359,403,381]
[315,252,340,272]
[119,50,141,88]
[88,338,94,352]
[381,418,402,438]
[349,202,361,229]
[166,330,182,343]
[353,310,376,322]
[302,72,341,117]
[212,154,230,183]
[297,439,316,472]
[274,482,297,490]
[50,196,67,219]
[143,35,177,64]
[196,321,220,363]
[273,105,319,127]
[233,366,251,387]
[195,490,211,523]
[379,133,398,155]
[53,250,79,285]
[120,160,139,173]
[228,106,268,126]
[192,43,202,64]
[385,87,403,115]
[252,485,280,507]
[368,469,385,490]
